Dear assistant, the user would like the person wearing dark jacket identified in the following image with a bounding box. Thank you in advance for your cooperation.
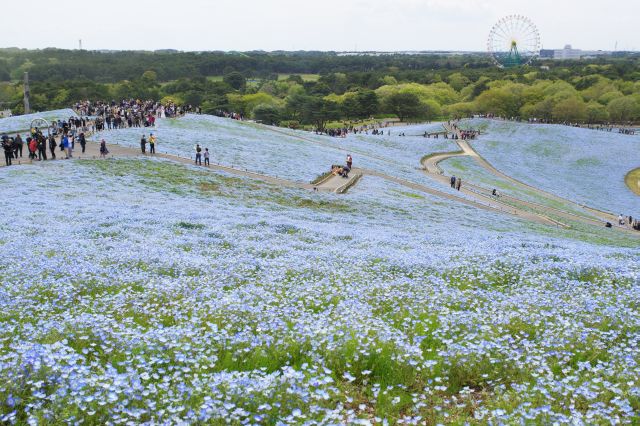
[140,135,147,154]
[14,134,23,158]
[2,136,13,166]
[37,136,47,161]
[79,133,86,153]
[48,135,57,159]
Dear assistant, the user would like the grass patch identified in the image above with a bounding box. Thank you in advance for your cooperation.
[625,167,640,196]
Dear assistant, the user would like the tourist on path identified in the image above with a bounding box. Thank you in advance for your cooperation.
[62,134,72,159]
[149,133,156,154]
[48,135,57,159]
[37,137,47,161]
[28,138,38,160]
[195,144,202,165]
[100,140,109,158]
[346,154,353,169]
[79,133,87,153]
[14,134,23,158]
[140,135,147,154]
[450,175,456,188]
[204,148,210,166]
[456,177,462,191]
[2,136,13,166]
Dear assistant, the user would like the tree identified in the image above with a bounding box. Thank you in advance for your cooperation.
[585,101,609,123]
[383,92,425,122]
[253,104,281,125]
[447,73,471,92]
[141,70,158,84]
[223,71,246,91]
[355,90,379,118]
[552,96,587,123]
[607,96,640,123]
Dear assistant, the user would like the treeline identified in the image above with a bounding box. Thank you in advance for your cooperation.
[1,49,640,127]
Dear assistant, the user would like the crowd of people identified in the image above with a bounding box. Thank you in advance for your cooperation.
[74,99,189,131]
[448,121,480,140]
[617,214,640,231]
[1,121,90,166]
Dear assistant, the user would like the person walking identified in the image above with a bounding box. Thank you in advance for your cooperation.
[140,135,147,154]
[99,139,109,158]
[195,144,202,165]
[456,177,462,191]
[2,136,13,166]
[204,148,210,166]
[149,133,156,154]
[450,175,456,188]
[346,154,353,169]
[79,133,86,153]
[48,135,57,159]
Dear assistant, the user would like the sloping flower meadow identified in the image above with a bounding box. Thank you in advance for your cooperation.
[0,109,78,134]
[92,115,464,197]
[1,156,639,424]
[467,119,640,215]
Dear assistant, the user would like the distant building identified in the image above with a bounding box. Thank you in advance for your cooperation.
[540,45,609,60]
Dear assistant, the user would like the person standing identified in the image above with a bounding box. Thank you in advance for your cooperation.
[346,154,353,169]
[37,136,47,161]
[14,134,23,158]
[140,135,147,154]
[28,138,38,160]
[63,134,72,159]
[79,133,86,153]
[48,135,57,159]
[456,177,462,191]
[2,136,12,166]
[204,148,210,166]
[195,144,202,165]
[149,133,156,154]
[450,175,456,188]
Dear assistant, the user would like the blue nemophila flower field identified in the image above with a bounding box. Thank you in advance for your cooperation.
[0,109,78,134]
[467,119,640,214]
[1,117,640,424]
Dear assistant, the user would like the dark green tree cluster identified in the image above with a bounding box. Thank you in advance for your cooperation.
[1,48,640,127]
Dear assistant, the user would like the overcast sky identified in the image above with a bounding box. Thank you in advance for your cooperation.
[2,0,638,52]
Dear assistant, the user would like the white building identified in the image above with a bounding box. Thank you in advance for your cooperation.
[552,45,608,60]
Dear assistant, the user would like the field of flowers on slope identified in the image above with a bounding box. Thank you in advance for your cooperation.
[467,120,640,215]
[0,109,78,134]
[93,115,465,196]
[1,157,640,425]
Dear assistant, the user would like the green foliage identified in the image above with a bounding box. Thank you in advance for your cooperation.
[383,92,425,122]
[1,48,640,124]
[607,96,640,122]
[223,71,246,91]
